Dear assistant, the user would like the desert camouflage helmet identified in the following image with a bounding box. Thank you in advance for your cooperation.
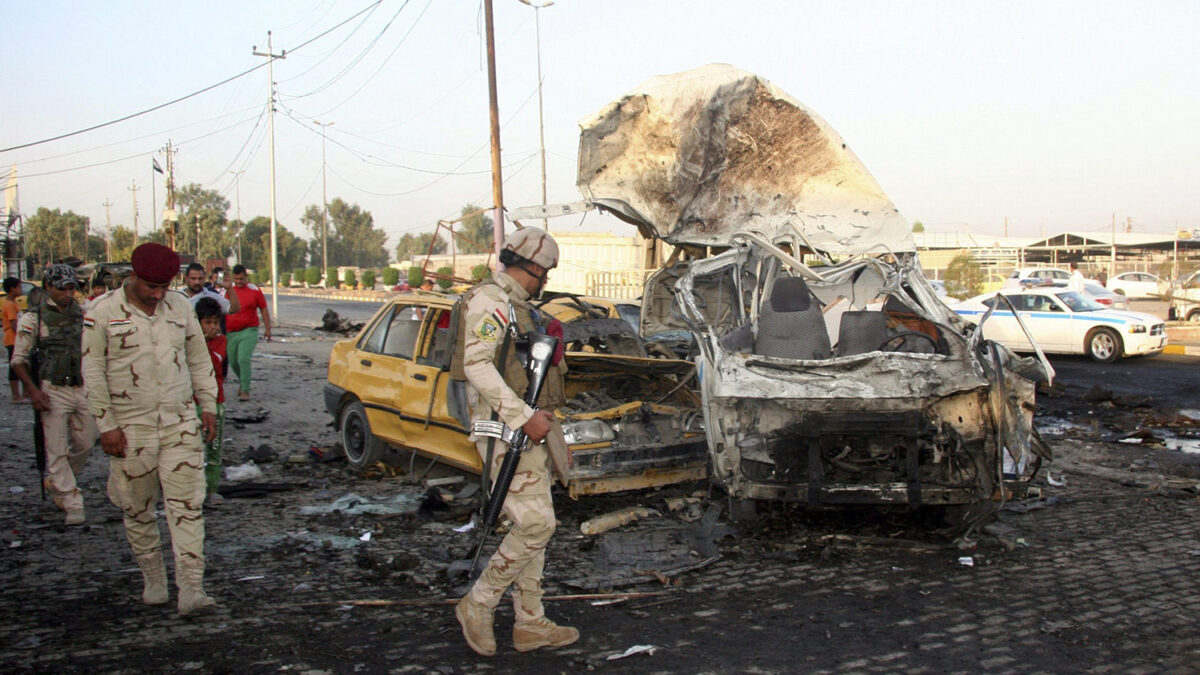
[43,263,79,289]
[503,227,559,269]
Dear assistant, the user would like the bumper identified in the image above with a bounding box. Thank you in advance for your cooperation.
[1126,334,1168,356]
[323,383,347,425]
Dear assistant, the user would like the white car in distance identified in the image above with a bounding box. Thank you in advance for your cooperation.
[1106,272,1163,299]
[952,288,1167,363]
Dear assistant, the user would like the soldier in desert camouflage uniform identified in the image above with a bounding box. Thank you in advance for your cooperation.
[455,227,579,656]
[82,243,219,616]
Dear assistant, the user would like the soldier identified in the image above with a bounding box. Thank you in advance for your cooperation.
[10,264,99,525]
[454,227,579,656]
[82,243,219,616]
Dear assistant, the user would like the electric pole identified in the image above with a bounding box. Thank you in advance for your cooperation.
[163,140,177,248]
[518,0,555,231]
[128,180,140,241]
[230,170,245,263]
[103,198,112,260]
[314,120,333,285]
[483,0,505,260]
[254,32,285,319]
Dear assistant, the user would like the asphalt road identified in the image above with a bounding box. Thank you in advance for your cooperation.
[270,294,385,329]
[1046,352,1200,410]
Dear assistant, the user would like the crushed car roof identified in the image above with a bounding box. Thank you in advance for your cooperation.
[576,63,914,256]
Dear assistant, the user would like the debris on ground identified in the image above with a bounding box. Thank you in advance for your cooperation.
[228,409,270,424]
[318,309,365,335]
[216,482,297,499]
[607,644,658,661]
[241,444,279,463]
[298,491,422,516]
[225,462,265,482]
[580,506,661,535]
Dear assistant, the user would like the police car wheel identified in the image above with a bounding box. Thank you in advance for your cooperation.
[1085,327,1122,364]
[340,401,385,471]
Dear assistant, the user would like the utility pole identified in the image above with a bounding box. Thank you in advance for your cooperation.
[516,0,552,230]
[128,180,140,241]
[254,31,286,319]
[102,198,112,260]
[195,213,201,259]
[230,170,245,263]
[163,140,178,248]
[483,0,505,261]
[313,120,333,284]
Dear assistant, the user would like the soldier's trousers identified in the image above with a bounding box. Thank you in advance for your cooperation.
[39,381,98,512]
[468,439,555,623]
[106,418,207,575]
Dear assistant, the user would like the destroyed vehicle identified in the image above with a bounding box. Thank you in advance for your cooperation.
[573,64,1053,516]
[324,291,708,497]
[539,294,686,360]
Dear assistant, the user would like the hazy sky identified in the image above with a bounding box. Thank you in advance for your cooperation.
[3,0,1199,250]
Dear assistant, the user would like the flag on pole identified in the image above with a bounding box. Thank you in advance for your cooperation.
[152,158,164,174]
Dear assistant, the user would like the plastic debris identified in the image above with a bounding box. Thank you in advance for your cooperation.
[453,519,476,533]
[359,531,372,542]
[580,506,661,536]
[958,556,975,567]
[225,462,265,482]
[1046,472,1067,487]
[9,486,24,494]
[298,492,421,516]
[607,644,658,661]
[237,575,265,582]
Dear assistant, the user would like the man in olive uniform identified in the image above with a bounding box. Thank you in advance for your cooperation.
[82,243,219,616]
[10,264,98,525]
[455,227,579,656]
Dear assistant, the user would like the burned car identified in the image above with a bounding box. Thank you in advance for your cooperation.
[325,291,707,497]
[571,64,1052,518]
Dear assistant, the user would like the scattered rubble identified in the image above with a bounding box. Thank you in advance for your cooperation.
[318,309,364,335]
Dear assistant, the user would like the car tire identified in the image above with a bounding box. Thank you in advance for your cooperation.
[340,400,386,471]
[1085,327,1122,363]
[1187,309,1200,323]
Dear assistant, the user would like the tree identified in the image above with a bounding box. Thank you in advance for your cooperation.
[945,253,985,299]
[305,267,321,286]
[471,264,490,282]
[912,220,925,233]
[407,266,425,287]
[302,198,389,268]
[344,269,357,287]
[382,267,399,286]
[173,184,233,261]
[362,270,376,289]
[435,266,454,290]
[457,204,493,254]
[395,231,446,262]
[255,225,308,277]
[25,207,91,264]
[239,216,272,271]
[110,225,137,262]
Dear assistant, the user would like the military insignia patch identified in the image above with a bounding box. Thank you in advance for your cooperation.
[474,316,501,342]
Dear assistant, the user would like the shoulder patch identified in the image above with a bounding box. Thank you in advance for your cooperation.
[108,318,132,327]
[83,317,95,328]
[473,316,502,343]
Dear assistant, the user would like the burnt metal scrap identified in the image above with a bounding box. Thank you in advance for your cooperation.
[318,309,364,335]
[574,64,1053,516]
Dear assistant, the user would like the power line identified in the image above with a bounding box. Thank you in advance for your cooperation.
[0,0,383,155]
[284,0,412,100]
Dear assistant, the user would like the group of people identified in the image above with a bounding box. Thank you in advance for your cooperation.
[4,229,581,654]
[0,243,272,617]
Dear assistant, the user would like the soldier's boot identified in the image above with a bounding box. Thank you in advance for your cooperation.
[177,560,217,617]
[513,617,580,652]
[64,506,86,526]
[455,595,497,656]
[135,552,169,605]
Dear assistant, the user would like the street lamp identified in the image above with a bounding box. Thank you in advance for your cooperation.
[517,0,554,231]
[229,170,245,263]
[313,120,334,285]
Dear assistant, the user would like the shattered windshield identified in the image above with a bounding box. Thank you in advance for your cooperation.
[1056,291,1104,312]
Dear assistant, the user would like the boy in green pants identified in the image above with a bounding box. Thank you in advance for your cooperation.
[194,297,227,505]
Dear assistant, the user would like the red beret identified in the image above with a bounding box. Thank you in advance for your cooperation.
[131,243,181,284]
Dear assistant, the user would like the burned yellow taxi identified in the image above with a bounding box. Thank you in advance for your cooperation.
[324,290,707,496]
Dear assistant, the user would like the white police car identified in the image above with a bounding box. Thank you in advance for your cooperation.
[953,288,1166,363]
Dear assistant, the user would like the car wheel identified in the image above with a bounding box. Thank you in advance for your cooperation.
[340,400,385,471]
[1187,309,1200,323]
[1085,327,1122,363]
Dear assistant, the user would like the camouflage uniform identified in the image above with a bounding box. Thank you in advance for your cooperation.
[462,271,567,623]
[11,299,98,514]
[82,287,217,608]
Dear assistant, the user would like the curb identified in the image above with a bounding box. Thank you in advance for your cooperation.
[1163,344,1200,356]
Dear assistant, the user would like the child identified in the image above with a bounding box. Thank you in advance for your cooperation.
[194,297,227,505]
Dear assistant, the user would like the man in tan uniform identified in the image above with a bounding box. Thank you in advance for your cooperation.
[10,264,98,525]
[455,227,579,656]
[82,243,219,616]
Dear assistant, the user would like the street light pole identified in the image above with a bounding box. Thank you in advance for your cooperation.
[253,31,286,320]
[230,170,245,263]
[519,0,555,231]
[314,120,334,285]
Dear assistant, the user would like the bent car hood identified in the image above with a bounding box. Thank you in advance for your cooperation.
[576,64,914,255]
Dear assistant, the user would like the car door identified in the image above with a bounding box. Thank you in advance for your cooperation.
[348,305,409,446]
[1017,293,1070,351]
[977,294,1022,348]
